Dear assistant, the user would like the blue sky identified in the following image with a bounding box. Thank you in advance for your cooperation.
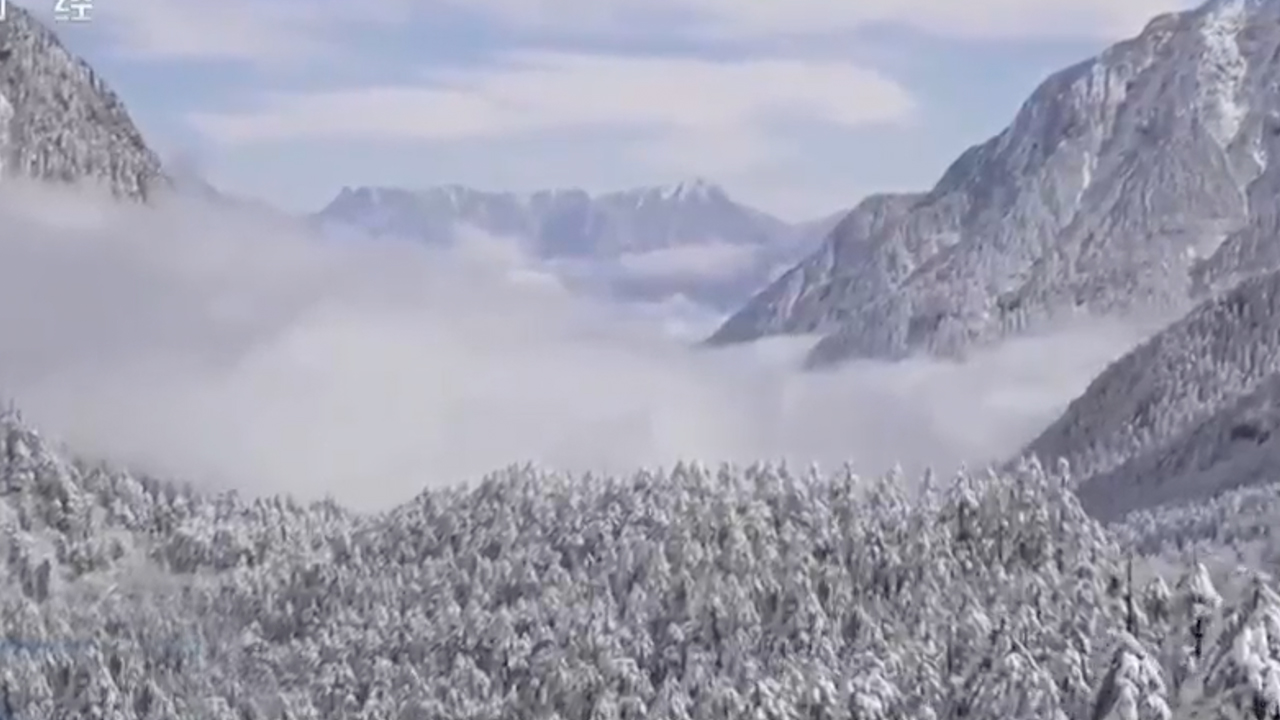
[34,0,1198,220]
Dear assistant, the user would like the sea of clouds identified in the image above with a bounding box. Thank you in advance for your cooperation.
[0,182,1148,511]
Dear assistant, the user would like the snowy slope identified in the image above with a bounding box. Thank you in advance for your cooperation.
[0,5,166,200]
[312,180,832,310]
[712,0,1280,366]
[3,400,1280,718]
[314,178,796,254]
[1022,267,1280,521]
[709,193,921,342]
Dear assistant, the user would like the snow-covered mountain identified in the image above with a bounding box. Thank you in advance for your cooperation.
[8,2,1280,715]
[711,0,1280,366]
[1022,267,1280,521]
[315,179,790,254]
[0,4,165,200]
[313,180,832,310]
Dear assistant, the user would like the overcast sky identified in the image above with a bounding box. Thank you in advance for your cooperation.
[27,0,1197,220]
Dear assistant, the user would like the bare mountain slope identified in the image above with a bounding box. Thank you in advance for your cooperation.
[711,0,1280,366]
[0,5,166,199]
[1022,267,1280,520]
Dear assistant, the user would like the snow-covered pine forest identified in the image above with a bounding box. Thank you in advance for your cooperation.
[0,409,1278,719]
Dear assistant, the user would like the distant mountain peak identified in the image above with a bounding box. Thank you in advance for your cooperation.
[314,178,791,252]
[326,179,741,213]
[660,177,722,202]
[611,176,732,204]
[310,178,833,311]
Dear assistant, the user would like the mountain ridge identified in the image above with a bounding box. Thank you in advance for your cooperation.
[312,178,826,252]
[710,0,1280,367]
[313,180,842,310]
[0,3,167,200]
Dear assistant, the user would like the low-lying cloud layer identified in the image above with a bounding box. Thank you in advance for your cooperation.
[0,184,1147,511]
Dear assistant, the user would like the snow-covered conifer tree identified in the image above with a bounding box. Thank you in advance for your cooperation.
[1090,630,1171,720]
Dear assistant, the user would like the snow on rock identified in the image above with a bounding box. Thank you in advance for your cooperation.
[314,180,791,256]
[0,5,166,200]
[710,0,1280,366]
[312,180,833,311]
[1196,0,1249,147]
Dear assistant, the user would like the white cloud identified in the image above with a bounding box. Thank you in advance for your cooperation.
[188,52,913,180]
[64,0,411,63]
[65,0,1198,65]
[190,53,912,143]
[84,0,1198,64]
[0,182,1145,512]
[612,242,760,282]
[448,0,1197,40]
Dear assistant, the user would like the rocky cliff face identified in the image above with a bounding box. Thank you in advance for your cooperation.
[712,0,1280,366]
[0,5,166,200]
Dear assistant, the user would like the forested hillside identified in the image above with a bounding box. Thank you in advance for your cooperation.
[1022,267,1280,522]
[1,409,1278,719]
